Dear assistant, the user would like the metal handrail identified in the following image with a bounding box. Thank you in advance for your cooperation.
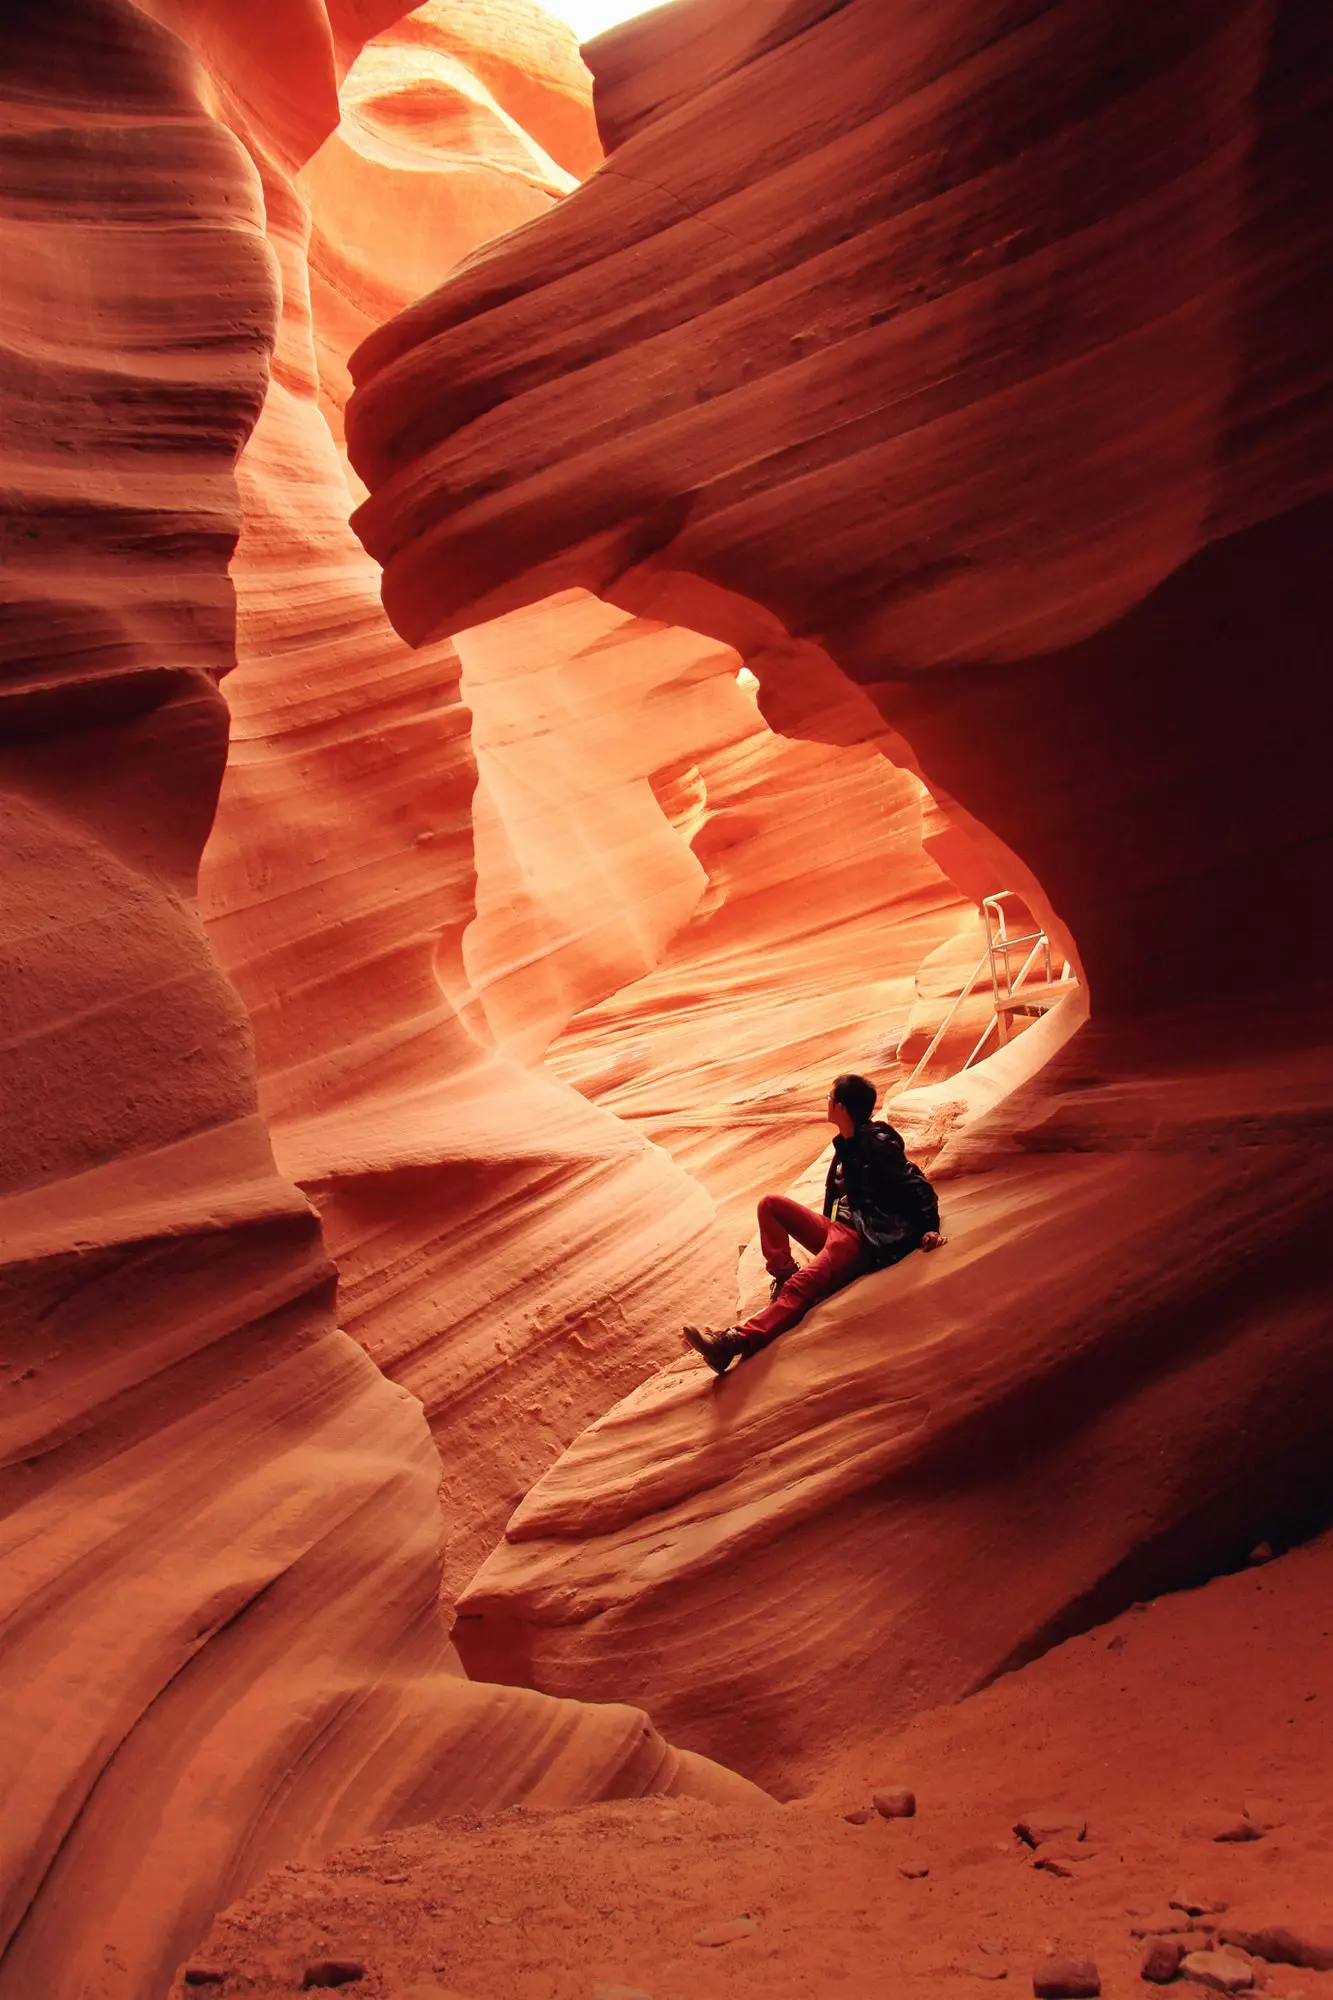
[960,933,1050,1071]
[898,896,1063,1093]
[983,891,1053,1040]
[898,947,989,1092]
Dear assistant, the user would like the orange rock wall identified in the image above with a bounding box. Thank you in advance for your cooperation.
[346,0,1333,1791]
[0,6,758,1996]
[348,0,1333,1017]
[197,7,748,1609]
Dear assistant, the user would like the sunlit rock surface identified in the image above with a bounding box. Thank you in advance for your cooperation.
[349,0,1333,1015]
[347,0,1333,1788]
[197,3,746,1609]
[544,694,971,1229]
[0,6,756,1996]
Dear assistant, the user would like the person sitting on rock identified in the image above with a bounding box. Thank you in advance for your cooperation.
[683,1072,945,1376]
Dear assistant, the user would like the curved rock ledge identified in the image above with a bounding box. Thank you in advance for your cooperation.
[0,7,754,1996]
[456,1008,1333,1793]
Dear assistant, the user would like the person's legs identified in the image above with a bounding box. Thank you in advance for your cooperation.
[736,1219,870,1353]
[757,1193,830,1282]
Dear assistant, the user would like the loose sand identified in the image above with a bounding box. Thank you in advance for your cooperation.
[176,1533,1333,1998]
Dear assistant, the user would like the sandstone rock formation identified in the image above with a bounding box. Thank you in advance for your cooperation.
[543,693,971,1229]
[346,0,1333,1789]
[195,2,754,1611]
[179,1528,1333,2000]
[0,7,759,1997]
[348,0,1333,1016]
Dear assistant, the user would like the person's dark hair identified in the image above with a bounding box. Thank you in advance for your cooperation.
[831,1072,877,1125]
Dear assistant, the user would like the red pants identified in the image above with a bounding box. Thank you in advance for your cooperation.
[737,1194,871,1352]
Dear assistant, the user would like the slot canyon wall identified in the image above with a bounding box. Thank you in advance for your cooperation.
[4,0,1333,1990]
[348,0,1333,1792]
[1,6,787,1998]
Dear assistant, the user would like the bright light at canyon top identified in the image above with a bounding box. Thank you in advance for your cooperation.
[544,0,672,41]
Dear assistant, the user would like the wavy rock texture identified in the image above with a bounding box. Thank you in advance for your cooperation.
[347,0,1333,1788]
[542,687,971,1229]
[0,7,754,1998]
[458,1005,1333,1794]
[299,0,590,479]
[197,7,747,1610]
[348,0,1333,1015]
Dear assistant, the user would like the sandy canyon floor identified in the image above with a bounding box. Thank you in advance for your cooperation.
[177,1530,1333,1999]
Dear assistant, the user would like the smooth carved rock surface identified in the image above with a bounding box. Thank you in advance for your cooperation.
[456,1010,1333,1791]
[0,7,753,1998]
[342,0,1333,1791]
[347,0,1333,1016]
[543,690,971,1228]
[197,8,747,1606]
[299,0,589,481]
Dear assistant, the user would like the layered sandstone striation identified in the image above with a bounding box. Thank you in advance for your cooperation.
[348,0,1333,1015]
[196,3,750,1608]
[0,6,757,1998]
[543,689,971,1229]
[171,1520,1328,1992]
[347,0,1333,1788]
[177,1529,1333,2000]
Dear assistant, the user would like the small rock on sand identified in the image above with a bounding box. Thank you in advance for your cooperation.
[1181,1949,1255,1993]
[1017,1815,1087,1849]
[844,1808,874,1825]
[873,1788,917,1819]
[900,1866,930,1880]
[1185,1814,1263,1844]
[1033,1958,1100,1998]
[1035,1846,1098,1877]
[1142,1940,1186,1983]
[693,1917,758,1948]
[301,1965,366,1991]
[1173,1895,1230,1919]
[1218,1927,1333,1973]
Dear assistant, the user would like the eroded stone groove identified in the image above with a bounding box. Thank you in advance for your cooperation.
[346,0,1333,1790]
[0,6,764,1995]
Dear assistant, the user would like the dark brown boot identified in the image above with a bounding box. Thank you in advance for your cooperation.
[682,1324,744,1375]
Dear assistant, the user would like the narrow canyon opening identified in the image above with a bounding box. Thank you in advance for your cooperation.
[197,0,1086,1615]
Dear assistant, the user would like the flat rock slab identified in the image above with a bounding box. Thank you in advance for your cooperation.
[1173,1894,1230,1918]
[1017,1815,1087,1848]
[1035,1845,1099,1877]
[1219,1926,1333,1972]
[1181,1950,1254,1992]
[1132,1913,1206,1937]
[1034,1958,1100,1998]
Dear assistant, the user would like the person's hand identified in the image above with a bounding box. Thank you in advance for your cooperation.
[921,1230,946,1251]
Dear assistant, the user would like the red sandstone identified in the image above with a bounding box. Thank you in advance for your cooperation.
[3,0,1332,1995]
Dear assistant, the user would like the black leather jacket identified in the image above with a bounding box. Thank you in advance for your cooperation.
[823,1120,940,1268]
